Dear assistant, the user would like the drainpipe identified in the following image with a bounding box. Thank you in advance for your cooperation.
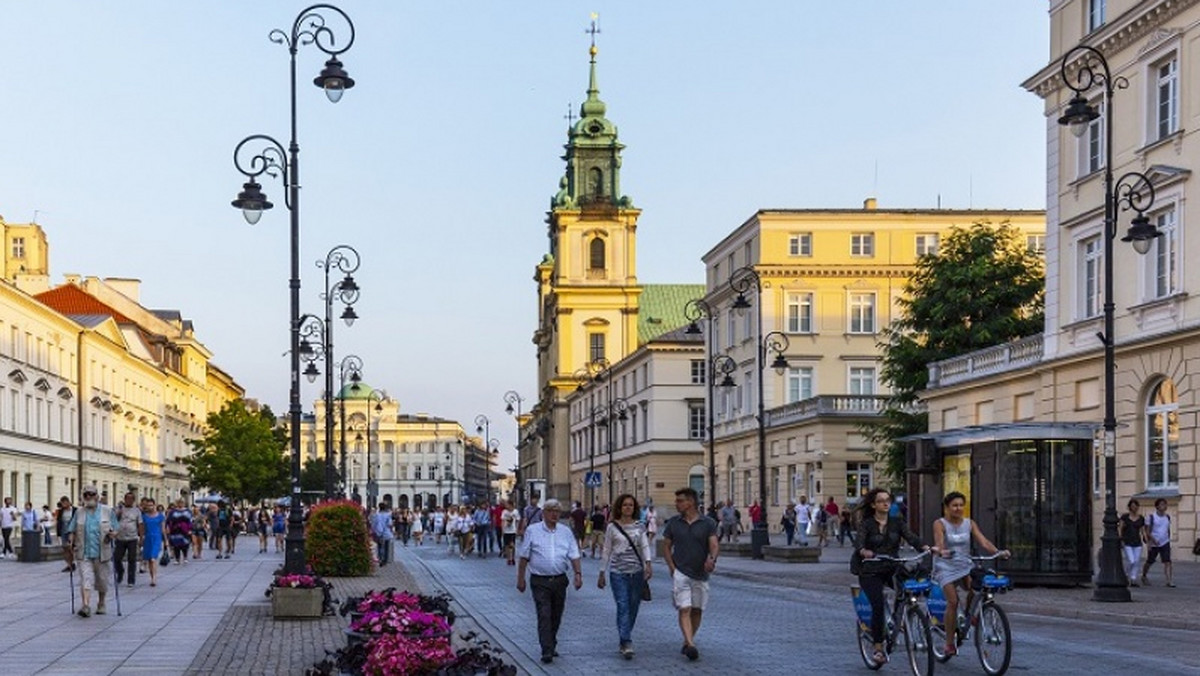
[75,328,85,494]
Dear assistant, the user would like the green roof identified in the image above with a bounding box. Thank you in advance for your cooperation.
[337,382,377,400]
[638,284,705,344]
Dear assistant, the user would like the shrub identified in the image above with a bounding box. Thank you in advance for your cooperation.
[305,500,373,576]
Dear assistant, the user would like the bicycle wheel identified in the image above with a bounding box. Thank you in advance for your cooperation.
[902,606,935,676]
[857,622,884,671]
[974,603,1012,676]
[929,621,952,663]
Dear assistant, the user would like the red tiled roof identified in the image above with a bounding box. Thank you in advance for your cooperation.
[35,285,133,324]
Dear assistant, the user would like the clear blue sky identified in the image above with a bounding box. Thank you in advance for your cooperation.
[1,2,1050,472]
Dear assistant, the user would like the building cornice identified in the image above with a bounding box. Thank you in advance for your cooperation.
[1023,0,1199,98]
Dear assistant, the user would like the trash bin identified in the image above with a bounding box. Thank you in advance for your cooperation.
[20,530,41,562]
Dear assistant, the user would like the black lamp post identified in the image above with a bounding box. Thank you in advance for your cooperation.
[317,245,360,499]
[364,389,385,509]
[336,355,363,498]
[229,4,355,576]
[685,298,739,511]
[1058,45,1162,603]
[487,439,500,503]
[474,415,491,505]
[729,267,790,560]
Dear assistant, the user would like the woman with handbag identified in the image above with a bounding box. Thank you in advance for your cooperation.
[141,501,166,587]
[597,493,653,660]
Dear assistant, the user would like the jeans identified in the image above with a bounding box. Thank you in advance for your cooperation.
[859,572,888,644]
[113,539,139,584]
[376,536,392,564]
[475,525,492,555]
[530,573,568,655]
[608,571,645,644]
[782,522,795,546]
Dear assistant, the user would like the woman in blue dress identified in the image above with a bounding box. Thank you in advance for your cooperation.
[141,501,166,587]
[932,492,1008,656]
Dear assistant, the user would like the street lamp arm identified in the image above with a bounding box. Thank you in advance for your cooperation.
[1113,172,1156,224]
[271,4,356,56]
[1060,44,1125,97]
[728,266,762,298]
[232,135,292,212]
[317,245,362,304]
[762,330,790,363]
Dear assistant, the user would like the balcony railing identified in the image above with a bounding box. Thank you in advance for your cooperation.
[927,334,1044,388]
[763,395,919,427]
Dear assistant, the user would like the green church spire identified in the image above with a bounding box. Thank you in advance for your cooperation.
[551,15,632,210]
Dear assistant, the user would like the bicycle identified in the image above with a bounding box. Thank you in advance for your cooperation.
[927,552,1012,675]
[851,550,935,675]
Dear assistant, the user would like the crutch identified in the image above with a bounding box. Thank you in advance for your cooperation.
[69,561,76,614]
[111,543,122,616]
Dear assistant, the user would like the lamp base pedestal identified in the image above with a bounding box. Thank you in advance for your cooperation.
[750,524,768,560]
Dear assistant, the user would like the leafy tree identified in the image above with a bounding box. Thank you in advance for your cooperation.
[184,400,289,503]
[864,221,1044,483]
[301,458,326,495]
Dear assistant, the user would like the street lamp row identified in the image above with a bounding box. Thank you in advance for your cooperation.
[229,4,356,575]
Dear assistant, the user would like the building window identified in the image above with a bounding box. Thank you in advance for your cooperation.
[1080,236,1102,319]
[846,462,872,499]
[1154,57,1179,141]
[11,237,25,259]
[726,312,736,348]
[589,237,606,271]
[848,292,876,334]
[688,403,705,440]
[1088,0,1105,31]
[1026,235,1046,254]
[786,367,813,403]
[1152,207,1178,299]
[849,366,876,395]
[785,292,814,333]
[1145,378,1179,489]
[915,233,939,257]
[414,465,422,481]
[788,233,812,257]
[690,359,706,385]
[589,333,605,363]
[1081,108,1104,175]
[851,233,874,257]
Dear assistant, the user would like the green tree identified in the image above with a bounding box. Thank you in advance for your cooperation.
[864,221,1044,483]
[300,458,326,495]
[184,400,289,503]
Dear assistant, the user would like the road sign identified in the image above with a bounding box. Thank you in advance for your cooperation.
[585,471,602,487]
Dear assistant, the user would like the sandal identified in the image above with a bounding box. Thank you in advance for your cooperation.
[872,650,888,666]
[944,644,957,656]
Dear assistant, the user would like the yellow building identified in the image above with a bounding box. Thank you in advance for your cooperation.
[0,216,243,509]
[922,0,1200,565]
[701,203,1045,518]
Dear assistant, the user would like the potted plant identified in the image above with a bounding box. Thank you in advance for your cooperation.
[306,500,374,577]
[267,571,334,619]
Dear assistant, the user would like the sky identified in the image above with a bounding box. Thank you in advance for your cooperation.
[0,1,1050,473]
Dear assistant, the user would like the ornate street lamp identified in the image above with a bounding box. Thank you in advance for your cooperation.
[729,266,789,559]
[474,415,491,504]
[364,389,385,509]
[1058,45,1161,602]
[229,3,355,576]
[336,355,363,498]
[317,245,361,498]
[685,297,739,511]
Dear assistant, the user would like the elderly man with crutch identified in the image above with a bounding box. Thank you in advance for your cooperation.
[66,486,117,618]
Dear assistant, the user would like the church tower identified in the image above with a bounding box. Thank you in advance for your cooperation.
[526,28,642,501]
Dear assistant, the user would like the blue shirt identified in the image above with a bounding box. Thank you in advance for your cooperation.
[517,520,580,576]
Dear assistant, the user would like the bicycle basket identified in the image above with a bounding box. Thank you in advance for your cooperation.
[902,578,932,595]
[982,574,1011,591]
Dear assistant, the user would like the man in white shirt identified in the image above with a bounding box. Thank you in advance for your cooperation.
[1141,498,1175,587]
[516,498,582,664]
[0,497,18,558]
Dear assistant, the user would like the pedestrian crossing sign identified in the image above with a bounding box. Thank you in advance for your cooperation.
[585,471,602,487]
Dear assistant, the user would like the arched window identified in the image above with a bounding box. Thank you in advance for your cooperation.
[1145,378,1179,488]
[589,167,604,196]
[589,237,606,271]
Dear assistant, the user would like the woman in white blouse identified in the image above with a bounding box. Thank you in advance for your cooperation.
[597,494,653,659]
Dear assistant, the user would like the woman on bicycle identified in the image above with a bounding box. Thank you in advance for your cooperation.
[852,487,930,667]
[932,491,1008,656]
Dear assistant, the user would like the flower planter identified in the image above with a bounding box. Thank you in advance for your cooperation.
[272,586,325,619]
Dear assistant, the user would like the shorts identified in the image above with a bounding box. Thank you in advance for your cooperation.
[1147,543,1172,564]
[672,569,710,611]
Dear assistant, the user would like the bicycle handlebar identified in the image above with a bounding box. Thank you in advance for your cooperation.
[866,549,933,564]
[970,551,1011,562]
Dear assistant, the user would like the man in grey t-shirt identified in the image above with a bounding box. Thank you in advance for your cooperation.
[662,487,719,662]
[113,493,143,587]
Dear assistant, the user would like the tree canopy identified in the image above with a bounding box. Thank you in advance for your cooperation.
[864,221,1045,483]
[184,400,289,503]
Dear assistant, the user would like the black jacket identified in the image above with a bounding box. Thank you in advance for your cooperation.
[850,515,924,576]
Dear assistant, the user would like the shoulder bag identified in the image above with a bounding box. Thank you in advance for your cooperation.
[614,523,652,601]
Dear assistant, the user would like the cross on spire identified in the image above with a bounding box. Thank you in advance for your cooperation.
[586,12,601,50]
[564,103,576,130]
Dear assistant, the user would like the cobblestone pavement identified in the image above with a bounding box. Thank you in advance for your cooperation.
[397,533,1200,675]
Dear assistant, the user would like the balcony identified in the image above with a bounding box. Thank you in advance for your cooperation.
[927,334,1044,388]
[764,395,919,427]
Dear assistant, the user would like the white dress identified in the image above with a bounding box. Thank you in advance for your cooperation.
[932,518,974,587]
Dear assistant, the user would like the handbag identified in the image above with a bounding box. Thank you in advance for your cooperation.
[614,523,652,601]
[1192,538,1200,556]
[159,549,170,566]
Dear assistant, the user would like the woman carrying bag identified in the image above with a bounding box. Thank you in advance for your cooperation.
[597,493,653,660]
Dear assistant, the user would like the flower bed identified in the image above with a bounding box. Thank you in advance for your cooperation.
[307,589,514,675]
[266,568,336,618]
